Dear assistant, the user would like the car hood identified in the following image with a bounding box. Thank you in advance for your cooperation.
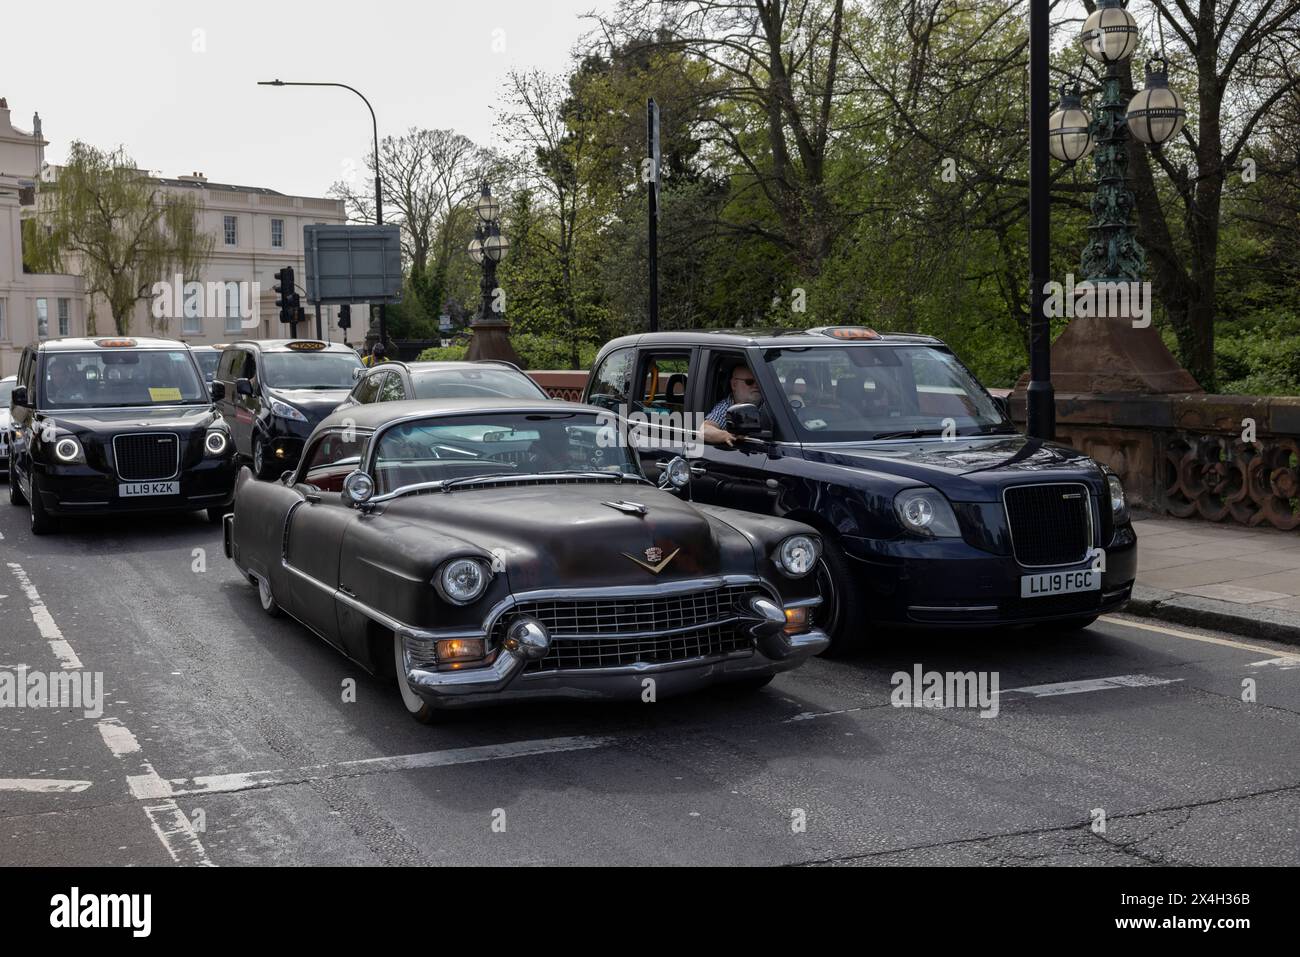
[38,405,216,434]
[803,433,1101,501]
[377,481,755,591]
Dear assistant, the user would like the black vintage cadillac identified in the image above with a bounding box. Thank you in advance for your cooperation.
[223,398,829,722]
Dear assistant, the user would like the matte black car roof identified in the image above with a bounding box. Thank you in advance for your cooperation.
[316,397,595,432]
[35,336,191,352]
[599,329,945,350]
[227,339,360,354]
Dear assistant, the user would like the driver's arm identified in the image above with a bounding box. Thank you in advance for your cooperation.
[700,398,737,447]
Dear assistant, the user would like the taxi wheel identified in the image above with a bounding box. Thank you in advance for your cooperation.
[9,467,26,506]
[815,538,868,656]
[254,574,281,617]
[251,438,276,480]
[394,633,441,724]
[28,474,57,535]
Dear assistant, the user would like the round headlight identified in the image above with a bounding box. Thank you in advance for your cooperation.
[893,488,963,538]
[1107,473,1129,523]
[900,495,934,529]
[437,558,490,605]
[54,437,82,463]
[342,470,374,504]
[204,430,228,455]
[664,456,691,489]
[776,534,820,577]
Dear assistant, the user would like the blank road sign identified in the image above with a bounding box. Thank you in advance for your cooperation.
[304,224,403,304]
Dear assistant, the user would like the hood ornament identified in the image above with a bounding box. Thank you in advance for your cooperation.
[622,546,680,575]
[602,500,648,517]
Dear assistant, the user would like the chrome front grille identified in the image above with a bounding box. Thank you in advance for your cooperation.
[1003,482,1092,567]
[113,432,180,482]
[494,583,764,673]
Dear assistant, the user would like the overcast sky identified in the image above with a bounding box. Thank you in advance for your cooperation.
[8,0,615,198]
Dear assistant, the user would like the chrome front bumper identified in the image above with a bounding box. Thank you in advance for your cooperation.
[404,592,829,710]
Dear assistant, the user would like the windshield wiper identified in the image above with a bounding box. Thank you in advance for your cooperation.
[870,428,948,440]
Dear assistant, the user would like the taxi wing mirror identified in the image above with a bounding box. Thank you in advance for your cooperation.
[11,386,29,407]
[725,403,771,439]
[235,378,254,397]
[210,381,226,401]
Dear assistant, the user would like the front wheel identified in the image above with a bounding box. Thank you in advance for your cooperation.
[255,574,281,617]
[28,473,57,535]
[251,437,280,480]
[394,633,440,724]
[814,537,869,656]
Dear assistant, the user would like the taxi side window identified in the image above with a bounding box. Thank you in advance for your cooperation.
[379,372,406,402]
[587,347,633,412]
[355,372,382,404]
[637,352,690,415]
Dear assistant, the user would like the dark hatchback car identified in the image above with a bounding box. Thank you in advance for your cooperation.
[213,339,362,479]
[7,337,238,534]
[583,327,1137,649]
[336,359,549,411]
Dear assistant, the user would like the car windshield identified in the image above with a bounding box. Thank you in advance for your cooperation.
[193,351,220,380]
[410,368,547,400]
[371,411,640,496]
[262,352,361,389]
[763,345,1012,441]
[39,350,208,410]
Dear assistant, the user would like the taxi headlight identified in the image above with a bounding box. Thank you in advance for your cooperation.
[435,558,491,605]
[1107,473,1129,523]
[54,436,84,464]
[893,488,962,538]
[269,399,307,423]
[204,430,229,456]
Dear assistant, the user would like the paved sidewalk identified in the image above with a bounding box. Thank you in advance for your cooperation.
[1127,512,1300,644]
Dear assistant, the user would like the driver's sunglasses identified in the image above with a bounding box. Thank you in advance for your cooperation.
[732,376,757,387]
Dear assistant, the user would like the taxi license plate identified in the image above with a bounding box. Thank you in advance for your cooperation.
[119,481,179,497]
[1020,569,1099,598]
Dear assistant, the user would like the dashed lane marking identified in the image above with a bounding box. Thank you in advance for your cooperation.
[1001,673,1182,698]
[7,563,83,670]
[0,778,92,793]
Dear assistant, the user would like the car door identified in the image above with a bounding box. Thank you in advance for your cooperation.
[283,428,368,650]
[10,347,35,482]
[227,348,260,457]
[629,346,698,484]
[688,348,782,514]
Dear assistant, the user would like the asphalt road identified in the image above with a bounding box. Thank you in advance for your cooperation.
[2,495,1298,867]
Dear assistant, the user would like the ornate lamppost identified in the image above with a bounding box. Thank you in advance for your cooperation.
[465,183,520,364]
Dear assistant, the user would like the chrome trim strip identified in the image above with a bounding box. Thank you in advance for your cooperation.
[518,648,756,678]
[908,604,999,613]
[1002,481,1094,569]
[783,596,824,608]
[112,431,181,482]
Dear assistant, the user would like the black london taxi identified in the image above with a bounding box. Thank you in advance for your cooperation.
[336,359,549,410]
[187,343,227,384]
[212,339,362,478]
[582,327,1137,650]
[7,337,238,534]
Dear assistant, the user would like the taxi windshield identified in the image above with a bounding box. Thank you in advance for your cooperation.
[262,352,362,389]
[39,350,207,410]
[371,411,640,496]
[763,345,1012,441]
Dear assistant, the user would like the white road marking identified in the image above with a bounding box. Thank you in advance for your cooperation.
[1249,656,1300,670]
[7,563,83,670]
[131,734,617,800]
[1101,614,1300,659]
[1002,674,1182,697]
[0,777,92,793]
[142,802,214,867]
[785,707,869,722]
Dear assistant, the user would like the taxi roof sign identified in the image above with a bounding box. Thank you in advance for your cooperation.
[95,338,138,348]
[810,326,882,340]
[286,340,327,351]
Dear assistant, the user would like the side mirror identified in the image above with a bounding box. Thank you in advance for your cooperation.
[342,469,375,508]
[725,403,771,438]
[11,386,29,407]
[235,378,254,397]
[210,381,226,401]
[351,367,364,382]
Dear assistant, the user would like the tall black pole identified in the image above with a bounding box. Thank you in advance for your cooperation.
[647,99,659,333]
[1026,0,1055,440]
[257,80,385,344]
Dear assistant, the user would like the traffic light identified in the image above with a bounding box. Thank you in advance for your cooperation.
[273,267,297,325]
[337,303,352,330]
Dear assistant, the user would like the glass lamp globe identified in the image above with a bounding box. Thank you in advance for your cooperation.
[1127,61,1188,145]
[1079,0,1139,64]
[1048,88,1095,162]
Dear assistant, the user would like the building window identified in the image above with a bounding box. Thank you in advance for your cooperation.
[58,298,70,336]
[36,299,48,339]
[0,299,6,340]
[271,218,284,248]
[224,282,243,334]
[182,280,202,334]
[224,215,238,246]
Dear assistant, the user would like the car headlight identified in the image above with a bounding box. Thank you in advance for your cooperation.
[204,430,229,456]
[435,558,491,605]
[893,488,962,538]
[1107,473,1129,523]
[54,436,84,464]
[269,399,307,422]
[774,534,820,577]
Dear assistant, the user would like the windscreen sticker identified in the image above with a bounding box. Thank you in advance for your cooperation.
[149,387,183,402]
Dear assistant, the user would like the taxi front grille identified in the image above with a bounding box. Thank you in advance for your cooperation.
[113,432,180,481]
[524,625,751,673]
[1003,483,1091,567]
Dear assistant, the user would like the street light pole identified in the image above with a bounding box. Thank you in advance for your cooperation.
[1026,0,1054,441]
[257,79,386,345]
